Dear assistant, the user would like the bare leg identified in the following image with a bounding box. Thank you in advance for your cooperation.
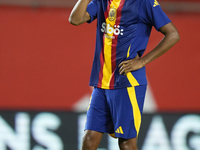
[118,137,138,150]
[81,130,103,150]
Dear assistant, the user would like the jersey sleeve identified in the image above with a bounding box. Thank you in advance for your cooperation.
[140,0,171,31]
[86,0,98,23]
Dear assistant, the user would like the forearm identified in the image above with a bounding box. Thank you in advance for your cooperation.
[69,0,91,25]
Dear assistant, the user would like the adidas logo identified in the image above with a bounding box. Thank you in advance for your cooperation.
[153,0,160,7]
[115,126,124,134]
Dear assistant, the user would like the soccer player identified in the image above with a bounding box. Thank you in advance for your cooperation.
[69,0,180,149]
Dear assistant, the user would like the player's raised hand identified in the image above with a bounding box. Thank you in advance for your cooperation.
[118,55,146,75]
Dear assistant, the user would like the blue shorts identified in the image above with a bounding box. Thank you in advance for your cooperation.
[85,85,147,139]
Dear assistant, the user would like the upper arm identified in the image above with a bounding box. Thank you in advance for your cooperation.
[159,22,180,38]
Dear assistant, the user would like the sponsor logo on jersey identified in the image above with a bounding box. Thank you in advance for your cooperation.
[101,22,124,39]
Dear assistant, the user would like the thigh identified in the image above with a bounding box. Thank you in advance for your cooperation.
[85,87,114,133]
[106,85,147,139]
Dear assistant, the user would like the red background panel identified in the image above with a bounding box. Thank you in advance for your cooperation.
[0,7,95,110]
[0,6,200,112]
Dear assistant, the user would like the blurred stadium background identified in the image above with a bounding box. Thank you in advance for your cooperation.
[0,0,200,149]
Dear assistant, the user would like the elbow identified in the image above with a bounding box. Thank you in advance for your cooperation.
[69,16,83,26]
[177,33,180,42]
[174,31,180,43]
[171,30,180,44]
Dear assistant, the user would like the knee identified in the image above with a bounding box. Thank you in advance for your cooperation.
[119,144,137,150]
[119,138,138,150]
[81,131,102,150]
[82,134,96,149]
[119,142,138,150]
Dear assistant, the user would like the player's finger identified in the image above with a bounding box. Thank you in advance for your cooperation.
[119,69,123,75]
[119,64,127,73]
[119,64,125,72]
[118,60,129,67]
[122,65,134,75]
[118,62,124,67]
[119,67,126,75]
[119,67,124,74]
[119,66,130,75]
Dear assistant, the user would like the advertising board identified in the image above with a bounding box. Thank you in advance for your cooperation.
[0,111,199,150]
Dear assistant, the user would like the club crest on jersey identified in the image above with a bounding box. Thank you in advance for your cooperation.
[108,7,117,21]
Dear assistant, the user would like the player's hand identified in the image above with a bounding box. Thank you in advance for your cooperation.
[118,55,146,75]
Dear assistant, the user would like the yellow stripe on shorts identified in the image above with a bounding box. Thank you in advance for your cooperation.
[87,96,92,111]
[127,87,142,136]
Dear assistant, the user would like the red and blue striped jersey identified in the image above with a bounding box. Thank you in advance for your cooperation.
[86,0,171,89]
